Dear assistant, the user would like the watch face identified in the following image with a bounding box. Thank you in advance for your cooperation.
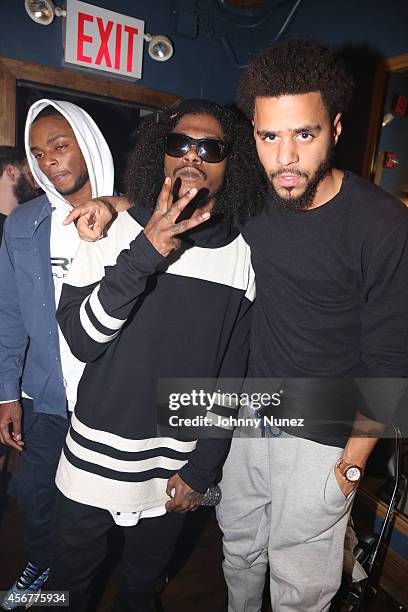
[345,466,361,482]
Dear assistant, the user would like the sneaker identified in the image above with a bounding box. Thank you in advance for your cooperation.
[1,562,50,610]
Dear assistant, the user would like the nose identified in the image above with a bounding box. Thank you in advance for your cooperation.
[276,138,299,167]
[183,144,202,165]
[40,153,58,170]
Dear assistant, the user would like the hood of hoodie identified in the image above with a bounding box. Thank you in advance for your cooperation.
[24,99,114,214]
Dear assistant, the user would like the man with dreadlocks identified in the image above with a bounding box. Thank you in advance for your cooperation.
[49,100,264,611]
[215,39,408,611]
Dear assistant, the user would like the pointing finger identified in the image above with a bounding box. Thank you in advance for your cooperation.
[63,208,82,226]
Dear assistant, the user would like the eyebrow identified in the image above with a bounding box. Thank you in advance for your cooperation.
[46,134,70,145]
[31,134,70,151]
[256,124,322,137]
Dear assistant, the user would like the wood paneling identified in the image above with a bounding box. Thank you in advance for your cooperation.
[353,486,408,607]
[0,56,182,146]
[357,486,408,538]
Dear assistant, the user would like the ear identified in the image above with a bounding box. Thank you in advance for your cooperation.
[252,118,257,140]
[333,113,342,144]
[4,164,18,183]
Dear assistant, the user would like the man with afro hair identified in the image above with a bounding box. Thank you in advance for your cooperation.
[216,39,408,611]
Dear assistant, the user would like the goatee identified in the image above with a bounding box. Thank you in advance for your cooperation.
[58,170,89,197]
[269,143,335,211]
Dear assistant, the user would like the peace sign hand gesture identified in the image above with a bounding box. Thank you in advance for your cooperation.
[144,177,211,257]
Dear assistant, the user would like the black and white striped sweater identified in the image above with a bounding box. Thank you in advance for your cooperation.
[55,206,255,512]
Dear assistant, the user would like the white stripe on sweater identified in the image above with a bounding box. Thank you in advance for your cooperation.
[89,285,126,331]
[79,295,120,343]
[71,412,197,453]
[65,431,189,473]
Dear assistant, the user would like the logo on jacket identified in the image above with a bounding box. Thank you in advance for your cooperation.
[51,257,73,279]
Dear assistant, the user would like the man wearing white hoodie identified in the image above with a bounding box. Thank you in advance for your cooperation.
[0,99,115,610]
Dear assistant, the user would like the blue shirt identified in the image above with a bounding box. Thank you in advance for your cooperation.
[0,194,67,417]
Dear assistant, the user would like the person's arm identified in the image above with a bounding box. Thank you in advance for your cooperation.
[64,196,130,242]
[336,220,408,495]
[57,180,210,363]
[0,220,29,450]
[166,264,255,511]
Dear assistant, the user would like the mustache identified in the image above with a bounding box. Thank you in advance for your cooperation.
[174,165,206,179]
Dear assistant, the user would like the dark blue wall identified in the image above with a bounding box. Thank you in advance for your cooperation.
[1,0,408,104]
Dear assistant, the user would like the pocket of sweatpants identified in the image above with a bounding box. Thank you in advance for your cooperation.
[324,465,349,507]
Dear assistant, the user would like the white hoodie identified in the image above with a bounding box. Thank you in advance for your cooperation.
[24,99,114,410]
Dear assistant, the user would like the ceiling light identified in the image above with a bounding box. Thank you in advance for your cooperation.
[144,34,174,62]
[25,0,66,26]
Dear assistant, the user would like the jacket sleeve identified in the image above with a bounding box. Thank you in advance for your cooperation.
[178,264,255,493]
[0,219,29,401]
[56,230,165,363]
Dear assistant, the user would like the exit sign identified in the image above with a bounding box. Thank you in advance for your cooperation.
[64,0,145,79]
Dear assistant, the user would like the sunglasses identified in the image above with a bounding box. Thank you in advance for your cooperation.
[165,133,230,163]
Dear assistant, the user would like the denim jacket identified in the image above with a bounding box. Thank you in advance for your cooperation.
[0,194,67,417]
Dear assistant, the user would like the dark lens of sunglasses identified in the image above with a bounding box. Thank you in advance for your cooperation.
[198,141,228,163]
[165,134,228,163]
[165,134,190,158]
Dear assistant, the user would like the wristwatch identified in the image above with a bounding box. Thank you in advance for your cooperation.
[335,458,364,483]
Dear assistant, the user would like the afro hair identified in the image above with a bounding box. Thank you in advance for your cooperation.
[237,39,354,122]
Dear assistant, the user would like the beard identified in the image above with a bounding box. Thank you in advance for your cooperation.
[57,170,90,197]
[268,141,335,211]
[13,173,38,204]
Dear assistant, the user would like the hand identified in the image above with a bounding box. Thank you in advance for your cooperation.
[144,177,211,257]
[165,473,204,512]
[334,465,358,498]
[0,401,24,452]
[63,198,120,241]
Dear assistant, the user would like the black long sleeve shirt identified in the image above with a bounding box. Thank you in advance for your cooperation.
[241,171,408,446]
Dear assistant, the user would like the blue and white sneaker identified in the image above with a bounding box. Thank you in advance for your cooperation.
[1,562,50,610]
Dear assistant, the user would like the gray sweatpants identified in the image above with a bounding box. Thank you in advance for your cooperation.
[216,430,355,612]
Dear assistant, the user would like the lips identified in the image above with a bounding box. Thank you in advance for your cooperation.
[277,175,301,187]
[49,172,69,183]
[175,167,205,181]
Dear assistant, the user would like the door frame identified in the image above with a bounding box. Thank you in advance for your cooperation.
[0,55,181,145]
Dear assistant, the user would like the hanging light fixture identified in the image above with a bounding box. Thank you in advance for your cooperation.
[144,34,174,62]
[25,0,66,26]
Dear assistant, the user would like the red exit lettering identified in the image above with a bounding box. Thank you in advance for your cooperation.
[77,12,93,63]
[95,17,113,67]
[124,26,138,73]
[76,12,139,73]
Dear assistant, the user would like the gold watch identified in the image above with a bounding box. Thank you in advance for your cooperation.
[335,458,364,483]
